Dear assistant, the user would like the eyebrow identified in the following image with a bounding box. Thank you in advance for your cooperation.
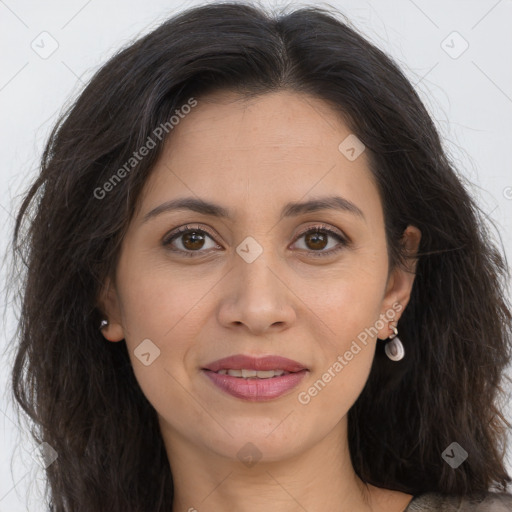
[142,195,365,224]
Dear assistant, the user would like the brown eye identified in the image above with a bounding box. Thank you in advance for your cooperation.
[303,231,329,251]
[292,226,348,257]
[163,225,220,255]
[181,231,207,250]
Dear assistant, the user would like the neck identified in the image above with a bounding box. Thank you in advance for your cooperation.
[163,417,388,512]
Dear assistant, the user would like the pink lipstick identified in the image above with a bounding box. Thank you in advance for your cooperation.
[202,354,308,401]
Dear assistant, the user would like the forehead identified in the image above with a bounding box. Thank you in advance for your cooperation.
[138,90,382,224]
[166,89,353,153]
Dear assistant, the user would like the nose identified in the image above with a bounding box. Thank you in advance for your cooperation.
[217,252,297,335]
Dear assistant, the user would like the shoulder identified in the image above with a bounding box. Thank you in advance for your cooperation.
[405,491,512,511]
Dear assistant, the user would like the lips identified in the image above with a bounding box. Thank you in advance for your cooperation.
[202,354,308,373]
[201,354,309,401]
[203,369,308,401]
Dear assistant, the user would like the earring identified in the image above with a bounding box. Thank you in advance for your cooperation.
[384,322,405,361]
[99,319,109,330]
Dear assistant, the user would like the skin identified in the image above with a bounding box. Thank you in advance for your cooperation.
[100,90,421,512]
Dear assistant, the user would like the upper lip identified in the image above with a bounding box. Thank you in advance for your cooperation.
[203,354,308,373]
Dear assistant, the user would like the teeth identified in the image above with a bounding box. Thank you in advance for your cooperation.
[216,369,287,379]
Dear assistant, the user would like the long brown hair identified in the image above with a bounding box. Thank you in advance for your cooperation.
[8,2,512,510]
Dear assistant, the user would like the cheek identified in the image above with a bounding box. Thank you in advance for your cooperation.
[294,255,386,410]
[300,250,387,341]
[115,250,238,410]
[115,229,388,424]
[296,285,382,418]
[298,349,375,429]
[117,250,218,345]
[116,266,203,420]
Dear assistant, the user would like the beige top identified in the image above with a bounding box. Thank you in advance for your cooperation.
[403,491,512,511]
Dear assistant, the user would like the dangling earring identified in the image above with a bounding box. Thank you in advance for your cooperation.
[99,319,109,330]
[385,322,404,361]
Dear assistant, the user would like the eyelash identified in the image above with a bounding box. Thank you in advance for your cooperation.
[162,223,349,258]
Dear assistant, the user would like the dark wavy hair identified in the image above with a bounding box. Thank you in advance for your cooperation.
[7,1,512,510]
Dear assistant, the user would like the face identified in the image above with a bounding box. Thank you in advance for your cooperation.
[100,90,420,464]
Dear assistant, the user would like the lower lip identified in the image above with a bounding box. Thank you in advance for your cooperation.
[202,369,308,401]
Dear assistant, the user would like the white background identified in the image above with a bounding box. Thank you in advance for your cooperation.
[1,0,511,510]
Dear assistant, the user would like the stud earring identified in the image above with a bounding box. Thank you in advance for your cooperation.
[99,319,109,330]
[384,322,405,361]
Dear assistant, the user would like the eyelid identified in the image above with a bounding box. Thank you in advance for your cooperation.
[293,222,347,242]
[162,222,349,256]
[290,223,349,257]
[162,223,220,246]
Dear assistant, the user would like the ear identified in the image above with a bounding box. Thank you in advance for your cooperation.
[97,276,125,342]
[377,225,422,339]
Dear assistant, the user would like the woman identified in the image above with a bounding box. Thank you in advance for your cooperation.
[9,2,512,511]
